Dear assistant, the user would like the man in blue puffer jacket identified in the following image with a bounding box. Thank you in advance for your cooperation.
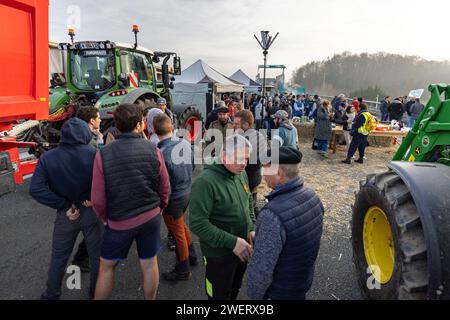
[247,147,324,300]
[30,118,102,300]
[154,113,198,281]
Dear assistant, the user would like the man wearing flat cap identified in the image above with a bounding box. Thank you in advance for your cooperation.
[205,106,234,152]
[247,146,324,300]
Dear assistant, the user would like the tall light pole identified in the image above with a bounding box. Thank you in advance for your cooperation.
[254,30,279,104]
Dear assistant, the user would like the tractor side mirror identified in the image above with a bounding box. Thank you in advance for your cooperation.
[169,82,175,90]
[152,56,160,64]
[173,57,181,75]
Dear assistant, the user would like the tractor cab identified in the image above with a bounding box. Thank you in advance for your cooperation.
[50,27,181,126]
[28,25,190,155]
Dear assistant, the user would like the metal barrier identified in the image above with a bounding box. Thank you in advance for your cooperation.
[319,95,382,118]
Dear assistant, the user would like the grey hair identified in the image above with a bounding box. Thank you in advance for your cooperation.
[280,164,299,180]
[220,134,253,157]
[217,101,226,108]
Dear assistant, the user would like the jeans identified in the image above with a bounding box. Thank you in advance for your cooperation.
[73,239,88,262]
[347,133,368,159]
[408,116,417,128]
[45,207,102,298]
[381,112,389,122]
[316,139,328,153]
[342,131,352,152]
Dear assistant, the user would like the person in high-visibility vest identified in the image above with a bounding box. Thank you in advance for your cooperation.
[342,103,372,164]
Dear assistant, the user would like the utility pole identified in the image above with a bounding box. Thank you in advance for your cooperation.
[254,31,279,105]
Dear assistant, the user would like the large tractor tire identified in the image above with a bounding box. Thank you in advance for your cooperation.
[176,106,203,142]
[100,96,157,134]
[352,170,428,300]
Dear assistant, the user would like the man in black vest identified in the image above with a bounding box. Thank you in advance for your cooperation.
[247,147,324,300]
[91,103,170,300]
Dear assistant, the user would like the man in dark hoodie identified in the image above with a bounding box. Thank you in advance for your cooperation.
[388,97,406,125]
[30,117,102,300]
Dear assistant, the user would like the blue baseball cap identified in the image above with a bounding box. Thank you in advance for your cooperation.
[157,97,167,104]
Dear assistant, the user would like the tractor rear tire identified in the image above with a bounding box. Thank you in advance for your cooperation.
[177,106,203,142]
[352,170,428,300]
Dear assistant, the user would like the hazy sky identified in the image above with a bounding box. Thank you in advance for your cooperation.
[50,0,450,81]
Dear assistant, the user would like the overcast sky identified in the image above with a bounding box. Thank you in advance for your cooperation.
[50,0,450,81]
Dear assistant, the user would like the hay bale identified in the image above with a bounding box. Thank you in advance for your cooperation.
[367,136,393,147]
[294,122,315,143]
[293,121,394,147]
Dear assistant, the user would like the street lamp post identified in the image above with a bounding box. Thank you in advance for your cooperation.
[254,31,279,104]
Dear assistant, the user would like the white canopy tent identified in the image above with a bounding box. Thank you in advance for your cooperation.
[229,69,261,93]
[175,59,244,93]
[172,59,244,118]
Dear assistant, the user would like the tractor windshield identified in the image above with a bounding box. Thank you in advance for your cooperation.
[70,50,116,91]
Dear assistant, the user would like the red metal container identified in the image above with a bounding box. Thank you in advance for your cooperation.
[0,0,49,129]
[0,0,48,187]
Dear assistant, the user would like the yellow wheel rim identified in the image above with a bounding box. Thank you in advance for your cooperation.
[363,206,395,284]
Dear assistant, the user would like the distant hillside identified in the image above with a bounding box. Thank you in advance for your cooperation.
[291,52,450,99]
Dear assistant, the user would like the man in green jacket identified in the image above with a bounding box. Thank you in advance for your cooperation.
[189,135,256,300]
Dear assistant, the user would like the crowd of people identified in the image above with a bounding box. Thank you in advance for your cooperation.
[29,95,325,301]
[212,92,376,163]
[29,88,417,300]
[379,95,424,128]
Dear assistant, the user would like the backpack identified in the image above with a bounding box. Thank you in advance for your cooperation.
[362,112,378,132]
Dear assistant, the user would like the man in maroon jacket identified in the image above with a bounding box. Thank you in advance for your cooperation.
[91,104,170,300]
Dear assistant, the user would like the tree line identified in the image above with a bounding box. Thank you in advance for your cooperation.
[291,52,450,100]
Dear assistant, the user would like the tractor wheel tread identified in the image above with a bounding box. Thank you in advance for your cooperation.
[385,181,411,205]
[401,261,429,293]
[384,175,402,187]
[374,171,396,188]
[400,228,427,262]
[353,170,430,300]
[395,202,420,231]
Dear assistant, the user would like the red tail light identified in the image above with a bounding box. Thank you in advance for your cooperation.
[109,90,128,97]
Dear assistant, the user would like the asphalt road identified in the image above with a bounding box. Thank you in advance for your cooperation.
[0,155,365,300]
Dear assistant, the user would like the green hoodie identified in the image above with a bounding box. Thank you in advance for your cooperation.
[189,163,255,258]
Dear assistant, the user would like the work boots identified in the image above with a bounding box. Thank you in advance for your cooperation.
[342,158,352,164]
[163,260,192,281]
[355,158,364,164]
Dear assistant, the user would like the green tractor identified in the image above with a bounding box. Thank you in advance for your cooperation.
[23,26,202,154]
[352,83,450,299]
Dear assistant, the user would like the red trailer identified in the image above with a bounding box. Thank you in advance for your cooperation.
[0,0,48,194]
